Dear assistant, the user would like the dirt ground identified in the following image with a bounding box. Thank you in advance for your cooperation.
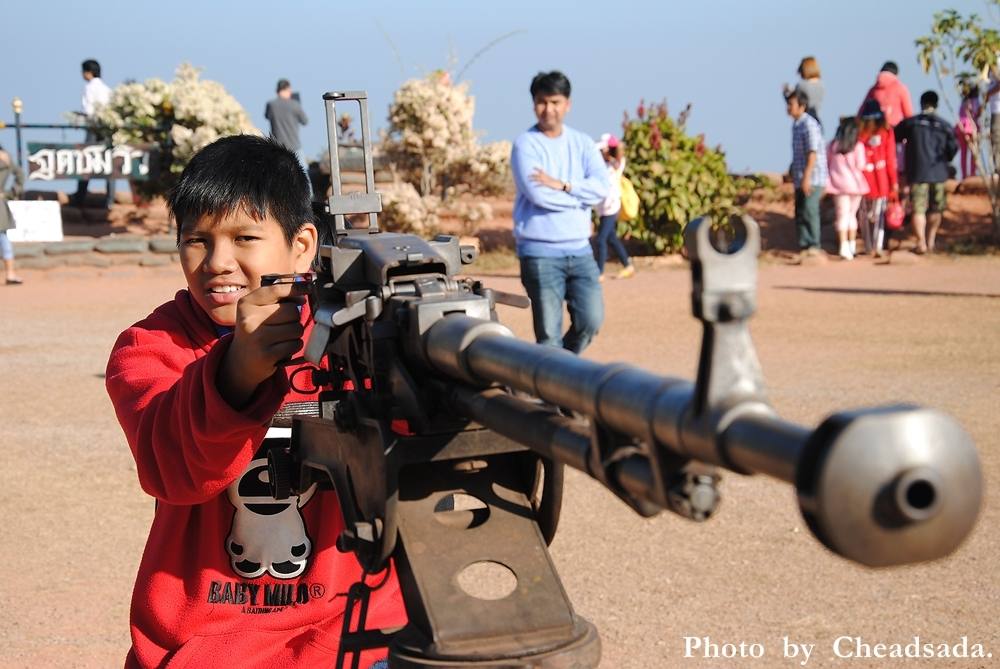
[4,181,1000,668]
[1,240,998,668]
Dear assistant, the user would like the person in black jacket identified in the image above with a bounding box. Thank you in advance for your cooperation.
[895,91,959,253]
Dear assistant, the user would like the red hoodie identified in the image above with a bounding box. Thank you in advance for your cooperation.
[106,290,406,669]
[859,72,914,128]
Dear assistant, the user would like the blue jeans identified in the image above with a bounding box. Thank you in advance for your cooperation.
[595,212,631,273]
[0,231,12,261]
[519,254,604,353]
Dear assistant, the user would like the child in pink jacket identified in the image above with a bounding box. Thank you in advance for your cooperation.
[826,116,870,259]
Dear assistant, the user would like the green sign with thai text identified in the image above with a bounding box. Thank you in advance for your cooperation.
[26,142,155,181]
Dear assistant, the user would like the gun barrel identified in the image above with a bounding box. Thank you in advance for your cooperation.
[425,315,982,567]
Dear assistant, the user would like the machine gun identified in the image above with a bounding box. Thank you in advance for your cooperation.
[267,91,983,668]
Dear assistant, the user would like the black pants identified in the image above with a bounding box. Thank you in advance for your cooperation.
[72,129,115,207]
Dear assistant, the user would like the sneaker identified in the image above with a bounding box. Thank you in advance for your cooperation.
[617,265,636,279]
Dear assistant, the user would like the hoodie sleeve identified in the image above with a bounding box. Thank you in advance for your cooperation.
[567,142,611,207]
[511,139,582,211]
[885,129,898,191]
[900,85,914,121]
[106,326,287,505]
[944,123,959,162]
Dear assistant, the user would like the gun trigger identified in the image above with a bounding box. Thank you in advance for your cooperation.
[493,290,531,309]
[331,300,368,327]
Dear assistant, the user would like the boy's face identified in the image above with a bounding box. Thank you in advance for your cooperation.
[786,98,804,119]
[533,93,571,134]
[179,209,317,326]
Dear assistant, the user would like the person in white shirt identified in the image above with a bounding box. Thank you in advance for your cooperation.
[593,133,634,281]
[71,59,112,207]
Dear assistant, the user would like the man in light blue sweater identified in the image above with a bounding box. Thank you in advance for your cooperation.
[511,71,609,353]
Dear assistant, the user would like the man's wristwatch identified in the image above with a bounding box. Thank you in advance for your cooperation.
[561,181,571,192]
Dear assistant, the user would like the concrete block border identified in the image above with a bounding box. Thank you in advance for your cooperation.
[13,236,180,271]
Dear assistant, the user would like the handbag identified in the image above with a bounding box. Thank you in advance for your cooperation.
[885,198,905,231]
[619,175,639,221]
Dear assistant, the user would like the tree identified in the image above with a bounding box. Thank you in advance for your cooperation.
[382,71,477,197]
[382,71,510,198]
[95,64,258,199]
[916,3,1000,239]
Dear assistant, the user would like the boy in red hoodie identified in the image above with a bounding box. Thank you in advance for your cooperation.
[106,135,405,669]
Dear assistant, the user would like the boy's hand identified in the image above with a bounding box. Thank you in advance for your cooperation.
[218,282,307,408]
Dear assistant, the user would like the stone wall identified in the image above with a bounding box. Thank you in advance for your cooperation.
[13,237,178,270]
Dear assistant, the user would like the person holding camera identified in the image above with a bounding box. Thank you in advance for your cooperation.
[266,79,309,165]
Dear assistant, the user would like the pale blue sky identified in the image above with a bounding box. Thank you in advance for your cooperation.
[1,0,990,184]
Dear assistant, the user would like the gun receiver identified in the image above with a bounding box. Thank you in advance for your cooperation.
[272,91,982,668]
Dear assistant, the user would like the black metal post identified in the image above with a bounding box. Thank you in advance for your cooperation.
[12,98,23,171]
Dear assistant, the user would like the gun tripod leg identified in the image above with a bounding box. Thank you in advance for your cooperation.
[388,451,601,668]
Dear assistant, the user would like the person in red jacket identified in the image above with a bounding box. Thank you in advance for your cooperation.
[106,135,406,669]
[859,61,914,129]
[858,100,898,257]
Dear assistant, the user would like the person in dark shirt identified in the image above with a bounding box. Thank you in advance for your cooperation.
[265,79,309,160]
[895,91,959,254]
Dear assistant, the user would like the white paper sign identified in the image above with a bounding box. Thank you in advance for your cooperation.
[6,201,64,242]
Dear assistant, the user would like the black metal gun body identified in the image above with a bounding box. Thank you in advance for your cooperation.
[268,92,983,669]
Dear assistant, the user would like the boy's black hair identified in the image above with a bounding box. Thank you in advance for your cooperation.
[168,134,313,246]
[920,90,939,110]
[530,71,571,99]
[880,61,899,75]
[785,88,810,109]
[82,59,101,77]
[833,116,860,154]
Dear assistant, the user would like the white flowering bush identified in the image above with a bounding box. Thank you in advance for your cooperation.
[449,199,494,236]
[443,140,512,197]
[378,180,440,235]
[383,71,509,197]
[95,63,258,198]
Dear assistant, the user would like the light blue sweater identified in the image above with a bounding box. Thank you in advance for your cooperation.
[511,125,609,257]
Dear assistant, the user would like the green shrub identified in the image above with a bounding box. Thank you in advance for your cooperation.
[621,100,755,253]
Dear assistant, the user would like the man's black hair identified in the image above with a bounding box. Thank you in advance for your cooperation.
[82,59,101,77]
[920,90,939,110]
[880,61,899,75]
[530,71,571,99]
[276,78,291,93]
[785,88,810,109]
[168,134,312,246]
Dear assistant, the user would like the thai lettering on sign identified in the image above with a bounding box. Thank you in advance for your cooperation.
[26,143,154,181]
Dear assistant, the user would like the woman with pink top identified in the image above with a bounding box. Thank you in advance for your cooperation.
[826,117,869,260]
[955,83,981,180]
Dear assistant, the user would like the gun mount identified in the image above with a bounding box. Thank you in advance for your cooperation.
[270,91,982,668]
